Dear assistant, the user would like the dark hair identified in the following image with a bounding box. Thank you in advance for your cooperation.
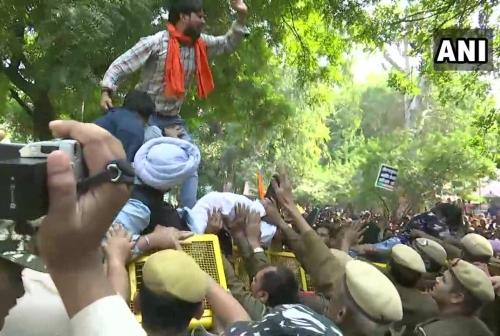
[433,203,463,232]
[139,283,202,333]
[260,266,300,307]
[389,260,421,287]
[425,259,443,273]
[450,272,483,315]
[123,90,155,120]
[167,0,204,24]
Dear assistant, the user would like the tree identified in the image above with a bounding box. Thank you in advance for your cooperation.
[0,0,166,138]
[0,0,352,139]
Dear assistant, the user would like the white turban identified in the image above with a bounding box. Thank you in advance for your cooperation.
[134,137,200,191]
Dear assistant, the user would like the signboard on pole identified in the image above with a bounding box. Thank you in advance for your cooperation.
[375,164,398,191]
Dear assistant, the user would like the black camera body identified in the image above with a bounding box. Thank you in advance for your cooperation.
[0,140,86,220]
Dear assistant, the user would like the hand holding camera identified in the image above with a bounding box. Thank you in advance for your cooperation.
[38,120,132,269]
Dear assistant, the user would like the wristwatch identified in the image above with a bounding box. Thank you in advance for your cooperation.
[253,247,264,253]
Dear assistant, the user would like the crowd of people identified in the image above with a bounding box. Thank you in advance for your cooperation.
[1,0,500,335]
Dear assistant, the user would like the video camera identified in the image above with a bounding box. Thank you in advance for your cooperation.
[0,140,87,221]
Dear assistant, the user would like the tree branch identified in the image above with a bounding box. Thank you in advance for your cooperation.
[388,2,455,26]
[9,88,33,116]
[1,61,35,97]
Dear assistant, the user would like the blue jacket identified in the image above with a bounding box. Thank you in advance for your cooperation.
[95,108,145,162]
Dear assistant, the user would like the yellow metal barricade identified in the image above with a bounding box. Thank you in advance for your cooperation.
[128,234,227,330]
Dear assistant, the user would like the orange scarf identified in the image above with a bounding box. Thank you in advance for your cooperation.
[257,172,265,200]
[164,23,214,99]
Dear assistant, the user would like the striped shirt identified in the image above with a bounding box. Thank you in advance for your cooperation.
[101,22,249,116]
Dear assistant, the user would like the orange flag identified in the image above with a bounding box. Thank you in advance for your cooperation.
[257,172,265,200]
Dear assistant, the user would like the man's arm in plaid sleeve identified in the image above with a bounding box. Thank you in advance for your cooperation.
[202,21,250,57]
[101,31,163,91]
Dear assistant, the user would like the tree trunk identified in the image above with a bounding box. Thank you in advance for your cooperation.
[32,91,55,140]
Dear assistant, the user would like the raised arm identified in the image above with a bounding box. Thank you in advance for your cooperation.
[261,198,307,260]
[228,203,269,278]
[272,167,350,296]
[202,0,249,56]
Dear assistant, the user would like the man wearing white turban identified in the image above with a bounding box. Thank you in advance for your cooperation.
[113,136,201,246]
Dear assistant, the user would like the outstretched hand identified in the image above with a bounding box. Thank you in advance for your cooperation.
[206,207,223,234]
[272,166,296,211]
[228,203,249,237]
[246,210,262,248]
[262,198,285,228]
[341,220,368,252]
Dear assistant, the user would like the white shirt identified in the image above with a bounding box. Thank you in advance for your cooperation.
[185,192,277,244]
[1,269,70,336]
[1,269,145,336]
[70,296,146,336]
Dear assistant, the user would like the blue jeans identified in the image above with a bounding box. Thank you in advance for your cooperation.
[148,114,198,208]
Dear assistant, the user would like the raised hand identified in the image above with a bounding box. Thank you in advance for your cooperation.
[230,0,248,14]
[206,207,223,234]
[341,220,368,252]
[246,210,262,248]
[228,203,249,237]
[262,198,285,228]
[272,166,295,211]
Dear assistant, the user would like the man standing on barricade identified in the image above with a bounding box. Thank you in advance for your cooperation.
[99,0,249,208]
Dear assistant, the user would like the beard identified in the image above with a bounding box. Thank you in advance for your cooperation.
[183,25,201,41]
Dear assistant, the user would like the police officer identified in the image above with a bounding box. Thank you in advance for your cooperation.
[414,259,494,336]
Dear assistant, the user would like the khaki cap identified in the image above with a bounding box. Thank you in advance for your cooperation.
[391,244,426,273]
[461,233,493,258]
[450,259,494,303]
[330,248,353,264]
[345,260,403,323]
[413,238,448,266]
[142,250,209,303]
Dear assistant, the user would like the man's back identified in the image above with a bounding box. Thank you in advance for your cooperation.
[95,107,145,162]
